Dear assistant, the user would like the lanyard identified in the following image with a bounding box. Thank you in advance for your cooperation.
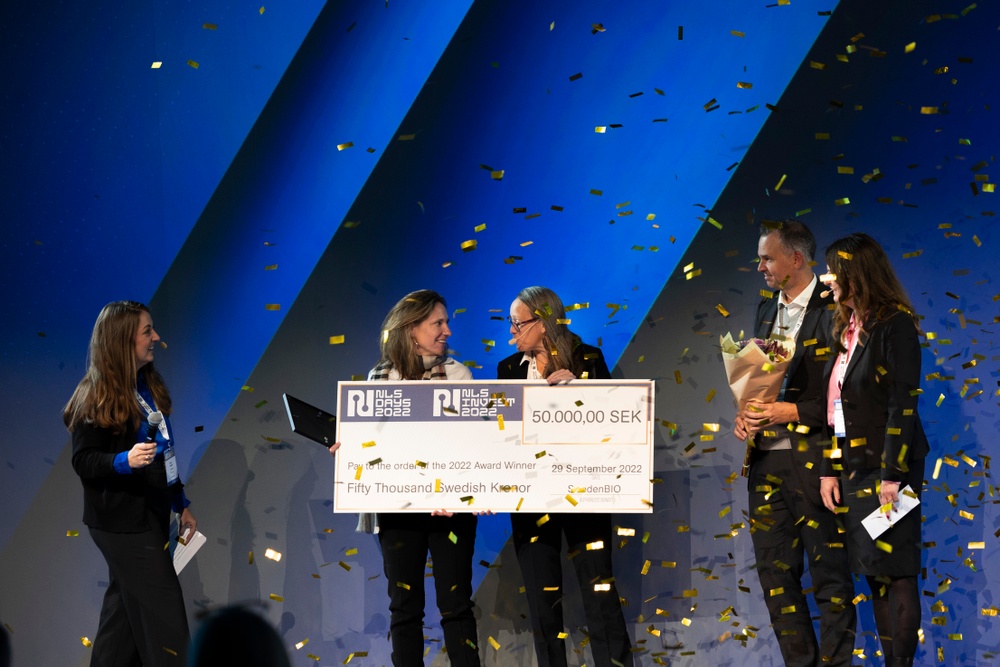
[772,301,806,343]
[836,318,859,389]
[135,390,169,440]
[135,389,179,485]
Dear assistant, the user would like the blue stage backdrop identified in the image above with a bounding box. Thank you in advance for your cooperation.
[1,1,997,665]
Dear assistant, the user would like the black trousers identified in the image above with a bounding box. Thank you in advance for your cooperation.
[748,449,856,667]
[88,515,188,667]
[510,512,633,667]
[378,513,480,667]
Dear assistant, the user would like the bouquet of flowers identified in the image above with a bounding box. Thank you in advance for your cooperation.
[719,333,796,475]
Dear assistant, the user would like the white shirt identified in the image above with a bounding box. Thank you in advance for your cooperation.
[757,274,817,451]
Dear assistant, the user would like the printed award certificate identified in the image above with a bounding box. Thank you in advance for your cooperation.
[334,379,654,513]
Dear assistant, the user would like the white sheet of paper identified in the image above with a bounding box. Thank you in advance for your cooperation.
[173,529,206,574]
[861,485,920,540]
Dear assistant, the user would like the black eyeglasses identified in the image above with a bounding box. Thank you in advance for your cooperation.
[507,316,539,332]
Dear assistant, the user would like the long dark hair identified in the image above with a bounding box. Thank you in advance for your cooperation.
[377,289,448,380]
[515,286,584,378]
[825,233,919,348]
[63,301,171,433]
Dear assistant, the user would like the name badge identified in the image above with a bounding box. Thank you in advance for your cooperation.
[833,399,847,438]
[164,445,179,486]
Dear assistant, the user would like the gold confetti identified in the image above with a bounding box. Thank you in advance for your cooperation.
[461,240,477,252]
[834,197,850,206]
[295,638,310,650]
[269,593,284,602]
[265,304,281,311]
[81,637,92,647]
[329,335,345,345]
[151,61,162,69]
[338,561,351,571]
[336,142,354,151]
[187,60,200,69]
[67,530,79,537]
[264,548,282,562]
[716,304,730,317]
[497,414,505,430]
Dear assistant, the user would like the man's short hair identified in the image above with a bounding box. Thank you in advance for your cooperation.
[760,219,816,262]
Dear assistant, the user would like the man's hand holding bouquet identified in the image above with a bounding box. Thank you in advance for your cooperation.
[719,333,796,476]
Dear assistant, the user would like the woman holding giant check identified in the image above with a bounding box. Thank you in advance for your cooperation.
[360,289,481,667]
[497,286,633,667]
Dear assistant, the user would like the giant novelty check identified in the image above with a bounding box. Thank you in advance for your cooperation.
[334,379,654,513]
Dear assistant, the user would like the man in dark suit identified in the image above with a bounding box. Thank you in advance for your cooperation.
[734,220,856,667]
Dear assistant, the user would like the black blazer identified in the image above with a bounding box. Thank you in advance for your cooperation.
[753,280,834,472]
[822,310,929,480]
[497,342,611,381]
[72,422,176,532]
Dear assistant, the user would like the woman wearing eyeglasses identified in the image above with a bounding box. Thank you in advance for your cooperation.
[496,286,633,667]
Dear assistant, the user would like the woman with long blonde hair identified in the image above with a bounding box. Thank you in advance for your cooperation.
[496,286,633,667]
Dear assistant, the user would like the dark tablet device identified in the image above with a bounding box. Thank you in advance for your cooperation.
[283,393,337,447]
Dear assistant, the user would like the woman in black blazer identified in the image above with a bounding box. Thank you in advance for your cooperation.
[819,235,929,667]
[65,301,196,666]
[496,286,633,667]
